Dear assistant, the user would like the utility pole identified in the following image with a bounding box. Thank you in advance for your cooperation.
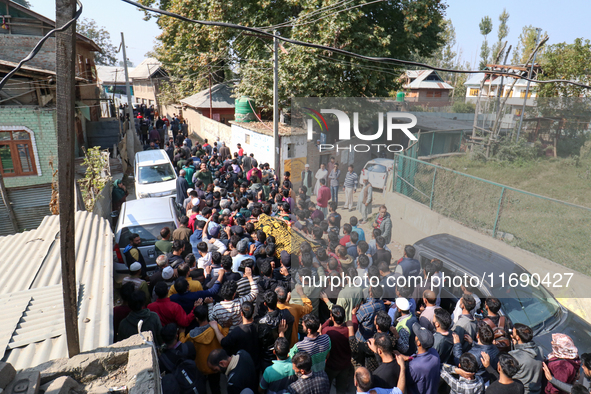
[121,33,135,132]
[56,0,80,357]
[516,28,542,141]
[208,69,213,119]
[273,30,280,176]
[0,172,18,233]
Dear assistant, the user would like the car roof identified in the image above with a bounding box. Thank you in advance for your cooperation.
[135,149,170,165]
[413,233,523,276]
[366,158,395,166]
[119,197,176,226]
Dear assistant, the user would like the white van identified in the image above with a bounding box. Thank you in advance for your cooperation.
[134,149,177,199]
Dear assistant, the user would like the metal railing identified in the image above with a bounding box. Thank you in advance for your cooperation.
[393,153,591,274]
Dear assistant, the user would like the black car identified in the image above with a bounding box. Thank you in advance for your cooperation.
[413,233,591,355]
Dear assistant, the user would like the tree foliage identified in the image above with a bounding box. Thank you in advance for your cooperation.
[538,39,591,97]
[77,18,118,66]
[511,25,544,65]
[478,16,493,70]
[138,0,447,109]
[491,9,509,63]
[11,0,31,8]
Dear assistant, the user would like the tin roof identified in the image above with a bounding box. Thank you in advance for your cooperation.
[128,58,166,80]
[0,211,113,370]
[181,83,235,109]
[403,70,453,90]
[96,66,134,85]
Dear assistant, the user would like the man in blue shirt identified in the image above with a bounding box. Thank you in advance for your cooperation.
[354,361,407,394]
[350,216,366,242]
[400,323,441,394]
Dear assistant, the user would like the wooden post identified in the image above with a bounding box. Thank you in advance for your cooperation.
[0,172,18,233]
[56,0,80,357]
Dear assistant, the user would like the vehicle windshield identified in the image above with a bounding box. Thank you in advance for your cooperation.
[492,276,561,329]
[120,222,175,246]
[138,163,175,184]
[365,164,387,173]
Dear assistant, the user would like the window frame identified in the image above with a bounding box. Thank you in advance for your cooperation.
[469,88,480,96]
[0,129,38,177]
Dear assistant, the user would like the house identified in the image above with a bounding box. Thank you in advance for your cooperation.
[464,72,537,109]
[129,58,167,109]
[230,121,308,182]
[96,65,134,98]
[180,83,235,124]
[401,70,453,105]
[0,0,101,234]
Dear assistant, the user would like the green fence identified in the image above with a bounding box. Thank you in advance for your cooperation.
[393,153,591,275]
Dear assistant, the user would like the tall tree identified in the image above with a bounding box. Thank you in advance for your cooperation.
[511,25,545,65]
[491,9,510,62]
[538,38,591,97]
[139,0,447,107]
[11,0,31,8]
[478,16,493,70]
[77,18,118,66]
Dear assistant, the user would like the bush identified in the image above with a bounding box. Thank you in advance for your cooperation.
[451,101,476,113]
[557,133,589,158]
[493,138,540,163]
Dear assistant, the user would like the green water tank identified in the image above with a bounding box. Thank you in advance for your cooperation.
[235,96,256,122]
[396,91,405,102]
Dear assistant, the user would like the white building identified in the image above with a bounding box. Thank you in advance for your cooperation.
[465,72,537,115]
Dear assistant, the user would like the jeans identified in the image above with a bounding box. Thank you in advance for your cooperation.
[330,186,339,203]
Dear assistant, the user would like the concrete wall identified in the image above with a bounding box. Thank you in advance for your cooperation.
[231,123,274,164]
[0,106,57,188]
[386,191,591,322]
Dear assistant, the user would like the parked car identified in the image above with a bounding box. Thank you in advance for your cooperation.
[113,196,180,273]
[361,158,394,190]
[413,233,591,355]
[134,149,177,199]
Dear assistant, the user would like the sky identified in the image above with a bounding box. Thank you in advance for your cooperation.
[28,0,591,69]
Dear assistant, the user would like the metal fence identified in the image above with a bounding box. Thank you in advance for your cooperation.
[393,153,591,274]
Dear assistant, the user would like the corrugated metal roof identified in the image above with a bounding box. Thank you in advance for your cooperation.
[0,211,113,370]
[181,83,235,109]
[129,58,165,80]
[96,66,134,85]
[403,70,453,90]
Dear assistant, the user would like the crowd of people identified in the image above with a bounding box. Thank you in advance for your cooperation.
[113,133,589,394]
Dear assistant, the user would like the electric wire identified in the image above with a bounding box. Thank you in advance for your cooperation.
[120,0,591,90]
[0,0,83,91]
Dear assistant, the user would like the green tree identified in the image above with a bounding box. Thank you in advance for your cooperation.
[479,16,493,69]
[491,9,510,62]
[77,18,118,66]
[511,25,545,65]
[538,38,591,97]
[12,0,31,8]
[139,0,447,107]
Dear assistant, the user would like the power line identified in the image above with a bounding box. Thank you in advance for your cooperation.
[0,0,83,91]
[257,0,355,30]
[281,0,386,29]
[120,0,591,90]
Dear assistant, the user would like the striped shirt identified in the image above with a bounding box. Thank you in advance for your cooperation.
[236,275,260,297]
[209,278,258,327]
[343,171,359,190]
[289,334,332,372]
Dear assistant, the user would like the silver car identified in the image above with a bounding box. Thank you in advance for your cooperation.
[114,196,180,273]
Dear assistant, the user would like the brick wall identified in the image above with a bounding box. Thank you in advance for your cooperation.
[0,106,58,188]
[0,35,57,71]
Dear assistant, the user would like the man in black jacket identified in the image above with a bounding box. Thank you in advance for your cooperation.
[210,301,260,373]
[257,290,295,370]
[207,348,258,394]
[123,233,147,277]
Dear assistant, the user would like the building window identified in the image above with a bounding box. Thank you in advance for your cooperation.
[515,109,522,116]
[245,134,251,144]
[520,91,532,98]
[426,91,442,98]
[287,143,295,158]
[0,131,37,177]
[469,88,480,96]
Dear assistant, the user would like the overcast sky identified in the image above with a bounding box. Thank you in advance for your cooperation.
[28,0,591,69]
